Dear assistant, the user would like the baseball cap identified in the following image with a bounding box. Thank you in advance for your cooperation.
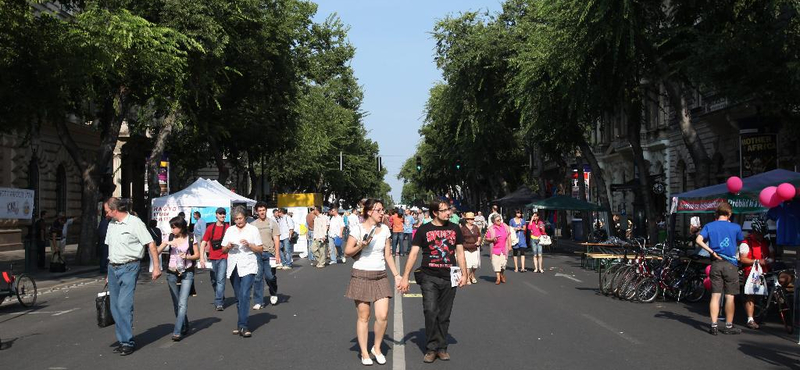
[216,207,226,215]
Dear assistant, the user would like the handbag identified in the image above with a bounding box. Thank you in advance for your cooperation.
[96,283,115,328]
[50,251,66,273]
[539,235,552,246]
[743,261,767,296]
[508,225,519,246]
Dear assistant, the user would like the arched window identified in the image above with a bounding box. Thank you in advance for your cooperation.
[56,164,67,214]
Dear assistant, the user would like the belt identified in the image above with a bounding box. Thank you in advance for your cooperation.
[109,259,140,267]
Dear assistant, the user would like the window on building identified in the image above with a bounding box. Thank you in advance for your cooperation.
[56,164,67,214]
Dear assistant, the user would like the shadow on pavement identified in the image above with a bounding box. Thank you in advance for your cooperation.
[131,323,173,349]
[186,316,222,337]
[653,310,709,333]
[250,312,276,332]
[738,340,800,369]
[0,303,50,323]
[400,328,458,354]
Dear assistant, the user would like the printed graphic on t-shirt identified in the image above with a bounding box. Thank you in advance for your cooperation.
[424,229,456,268]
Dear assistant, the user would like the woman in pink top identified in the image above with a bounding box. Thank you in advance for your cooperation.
[156,216,200,341]
[485,214,511,284]
[527,212,546,273]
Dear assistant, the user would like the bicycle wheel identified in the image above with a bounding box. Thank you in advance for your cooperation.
[601,263,623,295]
[776,290,794,334]
[635,277,659,303]
[681,276,706,303]
[622,275,643,301]
[753,293,771,322]
[611,266,634,297]
[15,274,37,307]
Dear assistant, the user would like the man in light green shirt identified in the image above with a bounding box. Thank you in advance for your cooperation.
[103,197,161,356]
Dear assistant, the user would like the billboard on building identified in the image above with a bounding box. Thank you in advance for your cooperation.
[740,133,777,177]
[0,187,34,220]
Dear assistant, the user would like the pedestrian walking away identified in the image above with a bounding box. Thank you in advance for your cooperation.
[527,212,547,273]
[403,208,415,255]
[251,202,281,309]
[485,214,511,285]
[328,207,346,264]
[103,197,162,356]
[157,216,201,341]
[509,210,527,272]
[460,212,482,285]
[344,199,401,366]
[221,206,264,338]
[696,201,745,335]
[200,208,230,311]
[400,200,467,363]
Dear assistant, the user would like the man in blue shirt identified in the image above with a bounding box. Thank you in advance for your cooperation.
[696,201,744,335]
[403,208,415,255]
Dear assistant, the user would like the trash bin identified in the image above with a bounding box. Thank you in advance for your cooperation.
[572,218,584,241]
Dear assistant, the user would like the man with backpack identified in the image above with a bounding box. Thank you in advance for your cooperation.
[200,207,230,311]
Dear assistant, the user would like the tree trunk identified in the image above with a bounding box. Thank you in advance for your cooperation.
[208,135,229,186]
[579,138,612,232]
[626,97,658,243]
[246,157,258,199]
[660,78,711,187]
[55,89,128,265]
[147,109,178,201]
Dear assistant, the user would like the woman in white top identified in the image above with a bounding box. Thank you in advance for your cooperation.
[220,206,263,338]
[344,199,401,366]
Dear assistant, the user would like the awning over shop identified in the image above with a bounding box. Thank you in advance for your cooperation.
[525,195,608,212]
[671,169,800,214]
[493,186,541,207]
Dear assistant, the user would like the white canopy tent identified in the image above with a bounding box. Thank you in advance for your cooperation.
[151,178,256,237]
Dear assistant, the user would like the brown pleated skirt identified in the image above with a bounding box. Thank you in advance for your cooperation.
[345,269,393,302]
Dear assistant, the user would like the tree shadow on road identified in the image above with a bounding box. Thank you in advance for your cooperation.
[738,340,800,369]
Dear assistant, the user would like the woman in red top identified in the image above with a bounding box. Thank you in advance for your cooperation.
[738,219,773,330]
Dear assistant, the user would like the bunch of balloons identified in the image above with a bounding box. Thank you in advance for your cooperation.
[758,182,798,208]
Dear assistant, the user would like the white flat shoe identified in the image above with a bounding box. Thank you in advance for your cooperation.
[361,356,374,366]
[371,347,386,365]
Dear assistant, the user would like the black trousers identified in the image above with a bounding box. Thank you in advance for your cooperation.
[416,271,457,352]
[36,240,46,268]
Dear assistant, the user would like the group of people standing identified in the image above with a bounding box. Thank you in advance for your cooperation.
[481,207,549,285]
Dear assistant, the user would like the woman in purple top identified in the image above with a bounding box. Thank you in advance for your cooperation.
[157,216,200,341]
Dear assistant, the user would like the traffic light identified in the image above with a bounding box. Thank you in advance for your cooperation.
[416,156,422,173]
[376,156,383,172]
[455,159,462,170]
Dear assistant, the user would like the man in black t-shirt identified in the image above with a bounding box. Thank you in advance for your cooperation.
[400,200,467,363]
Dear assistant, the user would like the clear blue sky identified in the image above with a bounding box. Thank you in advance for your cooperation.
[312,0,503,203]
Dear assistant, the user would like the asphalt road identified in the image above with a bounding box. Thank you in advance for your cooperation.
[1,252,797,370]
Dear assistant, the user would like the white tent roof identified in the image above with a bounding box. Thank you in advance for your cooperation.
[151,178,256,208]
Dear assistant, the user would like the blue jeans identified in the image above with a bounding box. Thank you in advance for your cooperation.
[167,270,194,336]
[329,236,342,262]
[391,232,404,255]
[209,259,227,307]
[280,239,293,267]
[107,261,141,348]
[403,232,413,254]
[230,266,255,330]
[307,231,315,262]
[253,252,278,305]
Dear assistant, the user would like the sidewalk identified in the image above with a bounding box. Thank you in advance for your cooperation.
[0,244,105,293]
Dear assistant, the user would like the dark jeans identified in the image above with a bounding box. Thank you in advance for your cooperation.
[403,233,413,254]
[36,240,46,269]
[416,271,457,352]
[253,251,278,305]
[230,266,255,330]
[391,232,404,255]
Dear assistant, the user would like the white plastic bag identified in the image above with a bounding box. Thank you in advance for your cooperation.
[743,261,767,296]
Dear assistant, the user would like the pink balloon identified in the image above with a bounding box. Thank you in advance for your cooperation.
[726,176,743,194]
[777,183,796,200]
[703,277,711,291]
[760,186,778,207]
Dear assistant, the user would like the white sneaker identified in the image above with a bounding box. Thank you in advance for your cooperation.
[252,304,263,310]
[340,257,346,263]
[269,296,278,305]
[371,347,386,365]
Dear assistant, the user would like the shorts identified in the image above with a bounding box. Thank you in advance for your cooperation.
[709,259,739,295]
[529,239,542,255]
[512,248,525,257]
[464,249,481,269]
[491,254,507,272]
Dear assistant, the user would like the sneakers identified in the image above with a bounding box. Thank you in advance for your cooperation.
[423,351,437,363]
[436,351,450,361]
[709,326,718,336]
[270,296,279,305]
[746,320,759,330]
[252,304,263,310]
[340,257,346,263]
[119,345,134,356]
[720,325,742,335]
[215,305,224,311]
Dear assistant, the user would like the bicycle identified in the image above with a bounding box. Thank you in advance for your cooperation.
[634,248,705,303]
[0,263,37,307]
[753,269,795,334]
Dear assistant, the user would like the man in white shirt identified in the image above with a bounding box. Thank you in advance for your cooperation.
[328,207,345,264]
[277,208,295,269]
[220,206,263,337]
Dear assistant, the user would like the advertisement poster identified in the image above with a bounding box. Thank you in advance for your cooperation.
[0,187,34,220]
[741,133,777,177]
